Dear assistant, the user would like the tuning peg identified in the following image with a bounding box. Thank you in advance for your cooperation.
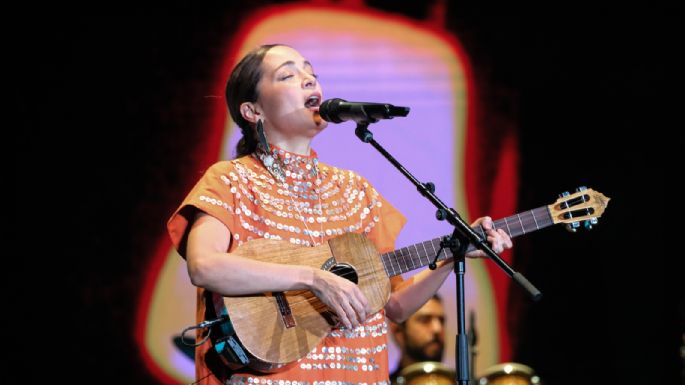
[575,186,588,192]
[565,222,580,233]
[583,217,599,230]
[559,191,570,198]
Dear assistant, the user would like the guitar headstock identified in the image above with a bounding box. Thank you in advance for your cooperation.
[549,187,610,232]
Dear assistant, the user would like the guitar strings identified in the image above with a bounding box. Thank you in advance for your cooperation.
[281,220,545,311]
[266,224,494,309]
[242,225,496,319]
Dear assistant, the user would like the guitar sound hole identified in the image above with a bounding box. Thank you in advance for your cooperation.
[328,263,358,284]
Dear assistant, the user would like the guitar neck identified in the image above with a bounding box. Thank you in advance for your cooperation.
[380,205,554,277]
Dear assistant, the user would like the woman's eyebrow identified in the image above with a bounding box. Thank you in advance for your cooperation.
[274,60,314,72]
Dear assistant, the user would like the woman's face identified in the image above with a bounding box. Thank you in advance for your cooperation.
[255,45,327,140]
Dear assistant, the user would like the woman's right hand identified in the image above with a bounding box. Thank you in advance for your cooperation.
[309,268,370,329]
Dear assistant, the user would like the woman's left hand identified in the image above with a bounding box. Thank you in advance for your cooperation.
[465,216,513,258]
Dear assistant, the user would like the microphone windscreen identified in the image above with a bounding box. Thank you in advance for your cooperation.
[319,98,344,123]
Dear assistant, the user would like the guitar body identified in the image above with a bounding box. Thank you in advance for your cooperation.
[211,232,391,371]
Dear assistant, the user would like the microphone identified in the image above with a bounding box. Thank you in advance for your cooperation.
[318,98,410,124]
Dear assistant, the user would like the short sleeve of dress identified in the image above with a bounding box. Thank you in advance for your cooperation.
[167,160,239,257]
[360,176,407,254]
[354,175,408,291]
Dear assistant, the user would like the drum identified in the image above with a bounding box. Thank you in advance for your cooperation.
[476,362,542,385]
[396,361,456,385]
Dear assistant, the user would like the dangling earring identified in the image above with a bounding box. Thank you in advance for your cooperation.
[255,119,285,181]
[256,119,270,153]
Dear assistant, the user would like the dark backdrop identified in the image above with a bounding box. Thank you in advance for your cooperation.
[13,2,677,384]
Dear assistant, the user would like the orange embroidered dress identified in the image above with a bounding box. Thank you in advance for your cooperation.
[168,146,406,385]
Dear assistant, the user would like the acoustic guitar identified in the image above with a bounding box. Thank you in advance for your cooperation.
[206,187,610,372]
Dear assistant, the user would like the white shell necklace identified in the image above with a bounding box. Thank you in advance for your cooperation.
[255,145,325,247]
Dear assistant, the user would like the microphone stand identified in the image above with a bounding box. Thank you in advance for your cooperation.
[353,122,541,385]
[468,310,478,378]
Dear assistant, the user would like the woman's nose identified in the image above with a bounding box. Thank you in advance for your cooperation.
[302,74,316,88]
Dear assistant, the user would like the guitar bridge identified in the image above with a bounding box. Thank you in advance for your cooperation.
[275,292,297,328]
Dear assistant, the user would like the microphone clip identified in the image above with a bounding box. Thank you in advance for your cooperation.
[355,122,374,143]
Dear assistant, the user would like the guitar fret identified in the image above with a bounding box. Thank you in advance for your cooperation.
[503,217,512,236]
[400,247,411,274]
[390,252,398,276]
[381,254,388,276]
[531,209,540,229]
[393,249,403,275]
[414,242,421,266]
[426,238,437,263]
[381,253,394,277]
[420,241,430,266]
[383,252,391,276]
[518,210,534,233]
[444,243,454,259]
[396,250,404,275]
[514,218,524,237]
[434,237,446,260]
[536,206,553,227]
[406,245,412,270]
[516,213,526,234]
[430,238,439,255]
[435,239,444,257]
[390,250,400,276]
[406,246,414,273]
[478,225,487,239]
[529,210,540,230]
[409,244,417,270]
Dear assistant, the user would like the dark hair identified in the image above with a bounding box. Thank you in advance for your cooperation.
[399,294,443,327]
[225,44,282,158]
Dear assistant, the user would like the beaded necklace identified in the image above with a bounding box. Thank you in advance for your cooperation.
[255,145,325,246]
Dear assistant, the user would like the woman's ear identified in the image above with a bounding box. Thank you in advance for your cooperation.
[240,102,261,124]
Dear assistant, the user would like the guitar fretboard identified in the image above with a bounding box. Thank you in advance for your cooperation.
[380,206,553,277]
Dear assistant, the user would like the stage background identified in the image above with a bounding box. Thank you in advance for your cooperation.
[13,2,677,384]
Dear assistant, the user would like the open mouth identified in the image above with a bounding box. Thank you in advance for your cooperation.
[305,94,321,109]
